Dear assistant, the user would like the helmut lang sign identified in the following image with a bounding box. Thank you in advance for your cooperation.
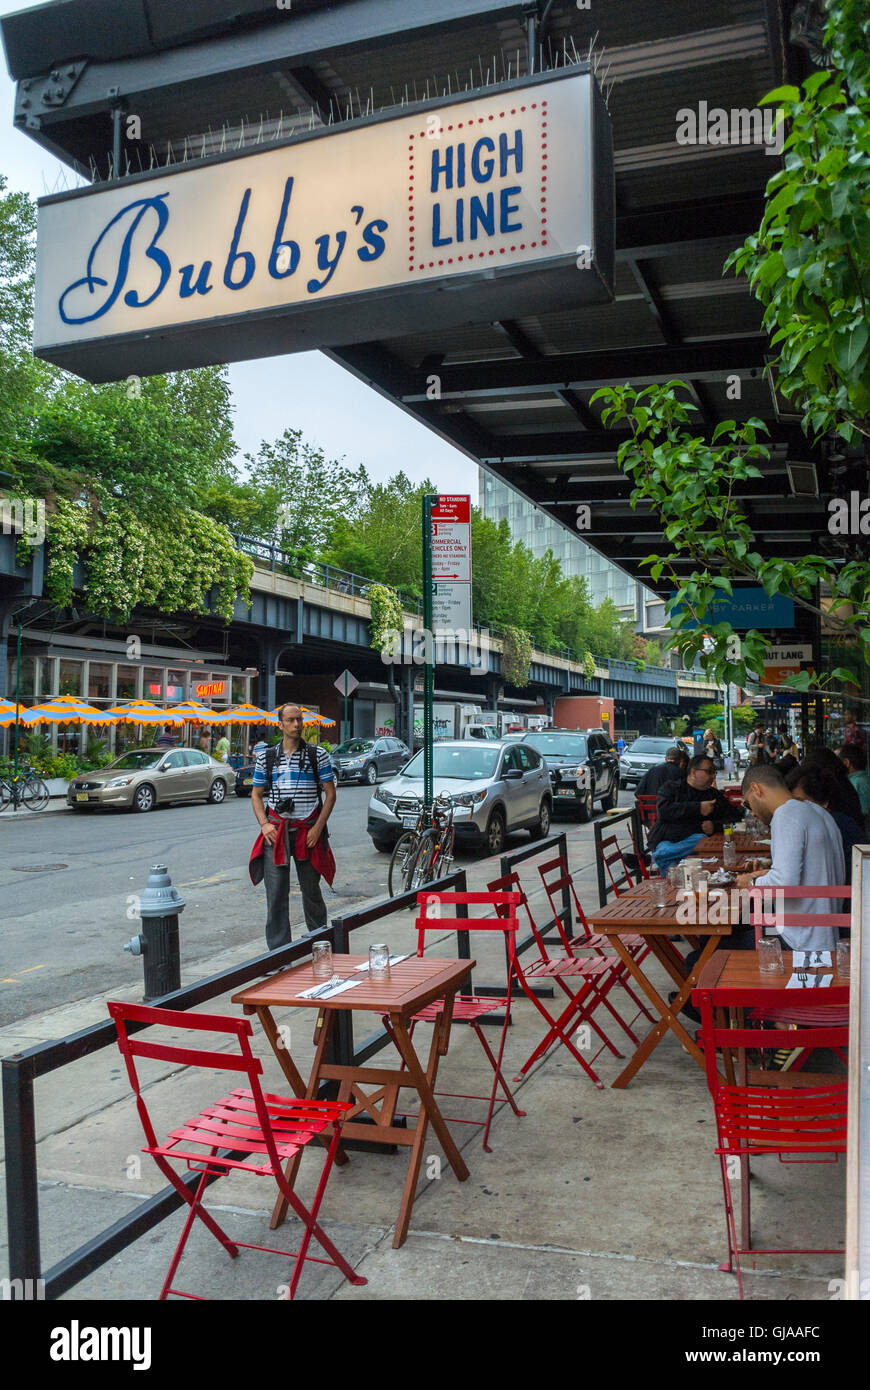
[33,69,612,382]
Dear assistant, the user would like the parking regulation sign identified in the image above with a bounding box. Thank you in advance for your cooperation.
[430,495,472,639]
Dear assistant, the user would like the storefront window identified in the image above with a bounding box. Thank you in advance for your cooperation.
[116,665,139,701]
[8,654,39,700]
[166,670,186,702]
[143,668,163,702]
[88,663,112,700]
[59,659,82,696]
[231,676,248,705]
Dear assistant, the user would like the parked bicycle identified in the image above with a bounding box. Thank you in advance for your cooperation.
[387,793,456,896]
[0,763,50,812]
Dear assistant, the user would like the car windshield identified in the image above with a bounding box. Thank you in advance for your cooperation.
[401,746,500,780]
[525,734,588,758]
[333,740,374,755]
[110,751,163,771]
[628,738,678,754]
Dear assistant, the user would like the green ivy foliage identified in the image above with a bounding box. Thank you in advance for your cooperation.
[367,582,406,654]
[36,492,253,623]
[501,626,533,687]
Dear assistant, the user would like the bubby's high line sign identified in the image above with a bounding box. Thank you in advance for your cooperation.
[34,69,612,382]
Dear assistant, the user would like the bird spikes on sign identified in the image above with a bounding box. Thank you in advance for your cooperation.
[89,49,602,182]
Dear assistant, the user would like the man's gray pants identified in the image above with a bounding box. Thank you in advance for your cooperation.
[262,842,328,950]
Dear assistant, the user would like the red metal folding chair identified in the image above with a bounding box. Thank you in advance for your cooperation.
[486,870,631,1088]
[722,787,745,809]
[600,832,641,898]
[108,1000,366,1301]
[635,794,658,829]
[537,854,655,1027]
[696,988,848,1298]
[387,890,526,1152]
[748,887,851,1067]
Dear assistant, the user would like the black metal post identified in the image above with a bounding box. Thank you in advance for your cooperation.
[2,1055,41,1287]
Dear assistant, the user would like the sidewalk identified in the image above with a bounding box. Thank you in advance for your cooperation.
[0,821,844,1301]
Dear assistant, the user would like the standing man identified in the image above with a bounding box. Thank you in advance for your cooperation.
[157,723,176,749]
[841,708,866,755]
[746,720,767,766]
[616,734,626,756]
[249,703,337,949]
[214,728,231,762]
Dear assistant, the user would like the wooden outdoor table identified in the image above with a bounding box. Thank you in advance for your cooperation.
[233,954,473,1248]
[587,890,732,1087]
[695,832,771,856]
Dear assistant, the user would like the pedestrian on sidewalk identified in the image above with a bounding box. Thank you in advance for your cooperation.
[157,723,176,749]
[248,703,337,949]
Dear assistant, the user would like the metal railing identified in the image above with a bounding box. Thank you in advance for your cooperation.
[232,534,424,614]
[2,867,469,1299]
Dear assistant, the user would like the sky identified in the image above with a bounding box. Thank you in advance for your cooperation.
[0,0,477,497]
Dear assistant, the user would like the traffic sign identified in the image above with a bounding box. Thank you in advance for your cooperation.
[334,669,359,697]
[432,582,471,630]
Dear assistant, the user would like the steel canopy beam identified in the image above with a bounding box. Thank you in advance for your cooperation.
[400,337,769,401]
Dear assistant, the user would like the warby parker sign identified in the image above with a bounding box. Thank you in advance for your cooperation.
[33,70,612,381]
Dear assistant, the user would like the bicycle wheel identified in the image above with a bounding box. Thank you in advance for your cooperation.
[22,776,50,811]
[0,779,10,812]
[408,831,439,893]
[388,831,418,897]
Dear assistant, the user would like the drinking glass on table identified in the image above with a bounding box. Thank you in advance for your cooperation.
[311,941,333,979]
[757,935,785,975]
[369,943,391,980]
[649,876,669,908]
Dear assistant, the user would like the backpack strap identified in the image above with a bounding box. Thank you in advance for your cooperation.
[308,741,323,808]
[265,743,279,795]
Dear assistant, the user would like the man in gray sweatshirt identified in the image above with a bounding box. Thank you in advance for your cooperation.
[736,763,845,951]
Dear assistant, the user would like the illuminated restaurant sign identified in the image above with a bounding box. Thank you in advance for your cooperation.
[196,681,226,698]
[33,70,612,381]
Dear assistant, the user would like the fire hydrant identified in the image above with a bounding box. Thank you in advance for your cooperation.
[123,865,186,1001]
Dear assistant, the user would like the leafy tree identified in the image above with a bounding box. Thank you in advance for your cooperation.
[695,702,759,735]
[245,429,369,575]
[726,0,870,446]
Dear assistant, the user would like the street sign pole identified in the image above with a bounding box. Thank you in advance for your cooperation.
[422,494,435,814]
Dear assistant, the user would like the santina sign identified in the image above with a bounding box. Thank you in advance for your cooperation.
[33,69,612,382]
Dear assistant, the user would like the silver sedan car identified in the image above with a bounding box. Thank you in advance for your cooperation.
[67,747,230,813]
[366,738,552,856]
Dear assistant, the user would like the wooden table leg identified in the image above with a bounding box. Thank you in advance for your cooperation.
[608,935,722,1088]
[389,1003,470,1249]
[270,1007,337,1230]
[257,1005,349,1167]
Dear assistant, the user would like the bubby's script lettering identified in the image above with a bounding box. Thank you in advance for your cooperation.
[58,178,389,325]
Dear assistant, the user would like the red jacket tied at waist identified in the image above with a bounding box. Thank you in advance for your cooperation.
[249,808,336,887]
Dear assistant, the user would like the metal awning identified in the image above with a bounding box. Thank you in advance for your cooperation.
[3,0,849,599]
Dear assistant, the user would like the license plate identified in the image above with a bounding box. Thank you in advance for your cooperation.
[402,814,417,828]
[556,788,577,797]
[76,793,89,802]
[243,777,253,785]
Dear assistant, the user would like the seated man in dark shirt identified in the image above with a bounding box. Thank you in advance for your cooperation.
[647,753,742,874]
[636,745,688,798]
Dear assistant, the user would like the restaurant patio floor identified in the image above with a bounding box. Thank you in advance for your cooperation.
[0,819,845,1302]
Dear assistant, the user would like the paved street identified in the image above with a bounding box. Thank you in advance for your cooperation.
[0,784,609,1026]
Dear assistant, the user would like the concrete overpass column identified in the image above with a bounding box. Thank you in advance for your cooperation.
[256,639,286,713]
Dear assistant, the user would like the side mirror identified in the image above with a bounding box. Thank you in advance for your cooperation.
[503,768,523,780]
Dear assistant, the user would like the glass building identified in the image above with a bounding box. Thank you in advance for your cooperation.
[478,468,658,626]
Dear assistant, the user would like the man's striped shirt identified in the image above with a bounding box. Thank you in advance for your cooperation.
[252,743,334,819]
